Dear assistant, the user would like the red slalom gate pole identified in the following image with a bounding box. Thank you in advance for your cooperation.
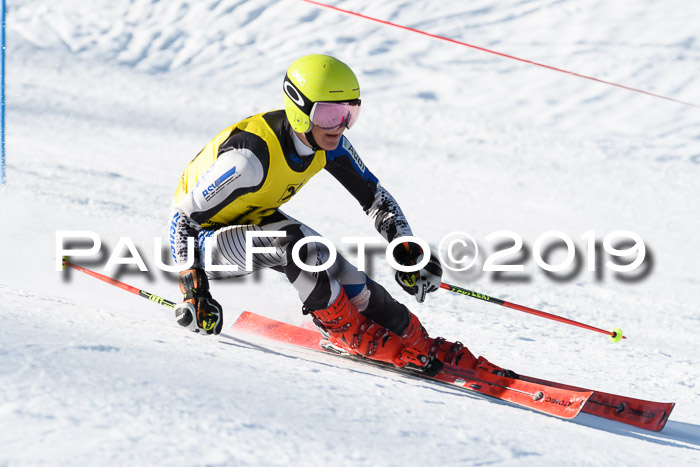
[440,282,626,342]
[60,257,176,309]
[296,0,700,109]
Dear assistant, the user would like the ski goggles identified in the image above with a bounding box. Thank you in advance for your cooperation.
[310,100,362,130]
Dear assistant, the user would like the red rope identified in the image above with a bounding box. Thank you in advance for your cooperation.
[297,0,699,109]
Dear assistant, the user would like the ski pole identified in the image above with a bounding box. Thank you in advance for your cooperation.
[60,257,176,309]
[440,282,626,342]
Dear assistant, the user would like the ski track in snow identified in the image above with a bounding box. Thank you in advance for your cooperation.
[2,0,700,465]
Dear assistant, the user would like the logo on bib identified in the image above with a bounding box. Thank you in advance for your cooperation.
[278,181,306,202]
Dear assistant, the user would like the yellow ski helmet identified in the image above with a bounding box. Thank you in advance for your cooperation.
[283,54,361,133]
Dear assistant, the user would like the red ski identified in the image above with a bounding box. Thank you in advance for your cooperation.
[517,375,675,432]
[231,311,591,420]
[231,311,675,431]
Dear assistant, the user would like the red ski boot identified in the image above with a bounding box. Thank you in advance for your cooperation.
[310,289,437,372]
[310,289,518,378]
[418,339,518,378]
[474,356,519,379]
[424,337,477,370]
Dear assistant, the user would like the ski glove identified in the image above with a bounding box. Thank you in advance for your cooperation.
[174,268,223,335]
[393,242,443,303]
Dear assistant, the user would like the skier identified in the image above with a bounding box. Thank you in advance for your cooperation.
[169,54,511,376]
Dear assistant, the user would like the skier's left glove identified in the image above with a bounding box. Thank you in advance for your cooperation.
[393,242,443,303]
[174,268,223,335]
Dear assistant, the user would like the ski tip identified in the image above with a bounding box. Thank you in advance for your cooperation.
[609,328,624,343]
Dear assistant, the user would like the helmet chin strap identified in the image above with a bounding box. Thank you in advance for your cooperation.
[305,126,323,152]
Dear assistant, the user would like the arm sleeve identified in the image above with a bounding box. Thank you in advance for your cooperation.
[325,136,413,242]
[168,207,203,267]
[169,148,264,266]
[365,183,413,242]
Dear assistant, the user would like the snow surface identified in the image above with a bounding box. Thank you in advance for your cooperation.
[2,0,700,465]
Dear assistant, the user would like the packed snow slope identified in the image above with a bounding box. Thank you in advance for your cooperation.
[2,0,700,465]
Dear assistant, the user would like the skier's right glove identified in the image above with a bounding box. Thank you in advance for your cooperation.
[393,242,443,303]
[174,268,223,335]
